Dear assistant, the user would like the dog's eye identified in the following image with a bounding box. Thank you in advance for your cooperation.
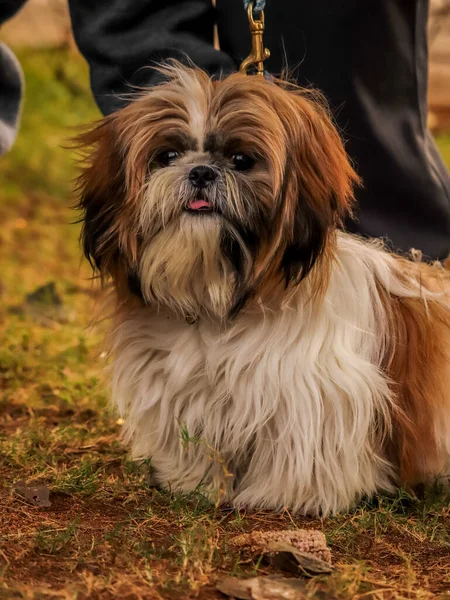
[157,150,179,166]
[232,153,255,172]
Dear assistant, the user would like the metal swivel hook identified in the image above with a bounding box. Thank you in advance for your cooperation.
[239,2,270,76]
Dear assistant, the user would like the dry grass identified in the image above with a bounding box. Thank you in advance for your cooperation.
[1,48,450,600]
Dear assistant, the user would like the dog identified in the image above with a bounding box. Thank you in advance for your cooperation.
[76,63,450,515]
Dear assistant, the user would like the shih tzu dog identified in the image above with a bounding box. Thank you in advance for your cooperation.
[76,63,450,515]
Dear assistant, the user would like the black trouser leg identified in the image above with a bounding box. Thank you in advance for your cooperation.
[217,0,450,259]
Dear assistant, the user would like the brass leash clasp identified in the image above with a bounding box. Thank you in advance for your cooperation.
[239,2,270,76]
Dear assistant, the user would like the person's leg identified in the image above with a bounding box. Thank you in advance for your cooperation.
[0,0,27,156]
[216,0,450,259]
[0,43,23,156]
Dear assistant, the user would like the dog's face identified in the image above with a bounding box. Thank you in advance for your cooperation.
[77,64,359,318]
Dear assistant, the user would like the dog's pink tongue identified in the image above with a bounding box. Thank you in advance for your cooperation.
[189,199,211,210]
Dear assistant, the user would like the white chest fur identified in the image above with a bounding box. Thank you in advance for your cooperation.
[110,235,406,514]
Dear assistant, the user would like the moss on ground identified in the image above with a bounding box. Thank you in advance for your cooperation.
[1,48,450,599]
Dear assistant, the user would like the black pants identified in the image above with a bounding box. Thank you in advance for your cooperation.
[69,0,450,259]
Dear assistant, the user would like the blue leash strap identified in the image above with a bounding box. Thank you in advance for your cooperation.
[243,0,266,15]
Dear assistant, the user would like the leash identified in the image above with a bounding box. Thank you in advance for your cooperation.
[243,0,266,13]
[240,1,270,76]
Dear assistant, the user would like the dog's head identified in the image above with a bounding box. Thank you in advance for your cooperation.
[76,63,359,318]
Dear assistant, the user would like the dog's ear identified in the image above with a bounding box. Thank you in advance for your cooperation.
[277,91,360,285]
[75,116,131,277]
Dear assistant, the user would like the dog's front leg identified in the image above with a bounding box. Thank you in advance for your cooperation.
[135,421,234,503]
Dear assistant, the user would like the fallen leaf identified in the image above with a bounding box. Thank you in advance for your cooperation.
[25,282,62,306]
[217,576,309,600]
[217,577,253,600]
[268,542,333,577]
[14,480,52,508]
[9,282,69,324]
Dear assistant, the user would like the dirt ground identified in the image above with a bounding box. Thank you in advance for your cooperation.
[2,342,450,599]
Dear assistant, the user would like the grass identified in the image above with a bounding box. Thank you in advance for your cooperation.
[1,47,450,600]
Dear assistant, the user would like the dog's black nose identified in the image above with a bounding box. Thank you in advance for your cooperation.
[188,165,217,188]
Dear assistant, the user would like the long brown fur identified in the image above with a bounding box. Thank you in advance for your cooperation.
[75,64,359,314]
[383,259,450,484]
